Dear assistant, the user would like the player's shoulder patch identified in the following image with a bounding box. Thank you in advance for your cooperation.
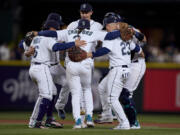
[31,36,43,45]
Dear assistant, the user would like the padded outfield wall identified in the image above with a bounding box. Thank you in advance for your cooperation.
[0,61,180,113]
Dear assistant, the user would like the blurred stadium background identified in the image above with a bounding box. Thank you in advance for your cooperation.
[0,0,180,115]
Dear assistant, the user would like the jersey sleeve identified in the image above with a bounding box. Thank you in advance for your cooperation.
[102,40,113,51]
[57,29,68,42]
[130,41,136,51]
[91,30,107,41]
[130,42,142,53]
[95,22,103,30]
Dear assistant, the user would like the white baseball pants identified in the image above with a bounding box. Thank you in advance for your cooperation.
[66,61,93,121]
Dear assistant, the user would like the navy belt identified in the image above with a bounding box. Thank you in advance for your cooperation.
[132,60,138,63]
[34,62,41,65]
[110,65,128,70]
[50,63,58,66]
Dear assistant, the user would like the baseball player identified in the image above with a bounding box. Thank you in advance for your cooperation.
[55,2,103,125]
[19,13,66,128]
[52,19,106,128]
[120,28,146,129]
[43,13,69,121]
[20,19,86,128]
[95,12,146,129]
[87,15,143,130]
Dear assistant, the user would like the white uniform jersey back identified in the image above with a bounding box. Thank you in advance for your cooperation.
[30,36,56,65]
[103,38,136,68]
[67,19,103,31]
[23,39,59,64]
[57,29,107,64]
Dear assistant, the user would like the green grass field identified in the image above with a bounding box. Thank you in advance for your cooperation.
[0,112,180,135]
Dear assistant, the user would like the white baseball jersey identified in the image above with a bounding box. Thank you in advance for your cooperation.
[56,29,107,64]
[67,19,103,31]
[67,19,103,53]
[103,38,137,68]
[30,36,57,65]
[30,36,68,90]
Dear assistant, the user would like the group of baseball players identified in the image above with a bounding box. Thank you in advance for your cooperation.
[19,3,146,130]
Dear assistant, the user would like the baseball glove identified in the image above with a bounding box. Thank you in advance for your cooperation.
[68,46,87,62]
[24,31,35,46]
[118,22,134,41]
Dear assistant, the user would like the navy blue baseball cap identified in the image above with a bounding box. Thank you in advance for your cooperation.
[44,20,60,30]
[77,19,90,29]
[104,12,116,18]
[104,12,123,22]
[47,12,64,25]
[103,15,119,27]
[80,3,93,13]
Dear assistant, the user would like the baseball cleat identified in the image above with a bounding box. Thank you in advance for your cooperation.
[113,121,130,130]
[45,118,63,128]
[86,115,95,128]
[57,109,66,120]
[130,120,141,129]
[29,121,49,129]
[94,117,113,124]
[81,122,87,128]
[73,118,82,129]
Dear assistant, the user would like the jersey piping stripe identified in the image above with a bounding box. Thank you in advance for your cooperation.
[44,66,51,96]
[109,68,121,121]
[30,97,42,122]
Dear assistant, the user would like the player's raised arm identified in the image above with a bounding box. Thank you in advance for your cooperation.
[87,40,111,58]
[52,39,86,52]
[132,28,145,41]
[38,30,57,38]
[37,29,68,42]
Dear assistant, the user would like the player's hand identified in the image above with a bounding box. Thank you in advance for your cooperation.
[75,39,86,47]
[24,46,35,57]
[28,46,35,54]
[87,52,93,58]
[32,31,38,36]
